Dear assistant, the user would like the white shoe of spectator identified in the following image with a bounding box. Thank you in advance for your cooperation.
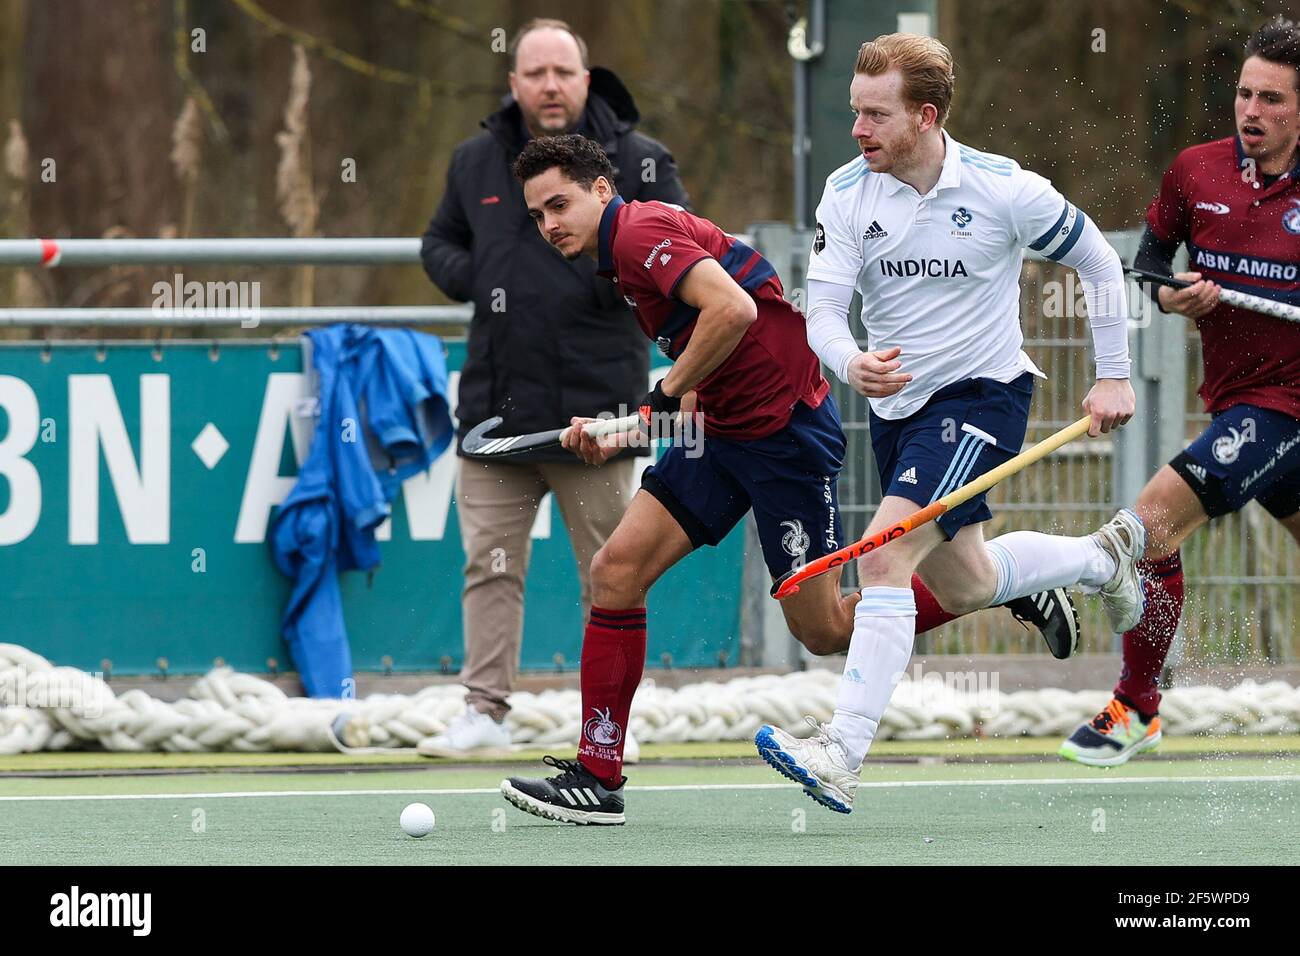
[417,706,512,758]
[327,711,370,752]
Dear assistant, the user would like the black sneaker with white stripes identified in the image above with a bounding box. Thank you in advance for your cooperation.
[1003,586,1081,659]
[500,755,626,825]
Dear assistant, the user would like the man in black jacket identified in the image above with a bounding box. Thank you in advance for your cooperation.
[418,19,691,755]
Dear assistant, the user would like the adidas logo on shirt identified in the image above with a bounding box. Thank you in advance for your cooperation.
[1186,463,1207,483]
[898,466,918,485]
[862,220,888,240]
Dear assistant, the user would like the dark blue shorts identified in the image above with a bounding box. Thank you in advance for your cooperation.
[1170,404,1300,519]
[641,396,846,579]
[869,373,1035,539]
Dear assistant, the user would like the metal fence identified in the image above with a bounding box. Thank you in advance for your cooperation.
[0,233,1295,666]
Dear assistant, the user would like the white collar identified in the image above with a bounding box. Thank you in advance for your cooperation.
[881,129,962,198]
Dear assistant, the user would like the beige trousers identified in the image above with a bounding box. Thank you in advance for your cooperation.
[456,456,637,720]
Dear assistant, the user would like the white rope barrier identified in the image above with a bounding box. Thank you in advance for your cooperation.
[1,644,1298,755]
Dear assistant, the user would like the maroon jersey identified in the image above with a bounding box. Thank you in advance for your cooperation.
[1146,136,1300,418]
[596,196,828,439]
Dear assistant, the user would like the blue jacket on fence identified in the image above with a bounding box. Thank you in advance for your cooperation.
[269,325,454,698]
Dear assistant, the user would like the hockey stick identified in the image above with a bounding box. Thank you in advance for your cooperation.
[461,412,643,458]
[1126,267,1300,325]
[770,415,1094,599]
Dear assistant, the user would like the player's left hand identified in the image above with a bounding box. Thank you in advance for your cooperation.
[561,416,625,465]
[1081,378,1135,437]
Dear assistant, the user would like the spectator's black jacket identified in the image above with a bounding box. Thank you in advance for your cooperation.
[421,67,692,461]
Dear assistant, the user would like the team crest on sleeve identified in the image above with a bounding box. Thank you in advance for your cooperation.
[1283,200,1300,236]
[813,222,826,254]
[643,238,673,269]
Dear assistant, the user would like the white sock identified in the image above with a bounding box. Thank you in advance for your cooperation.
[831,586,916,768]
[985,530,1116,606]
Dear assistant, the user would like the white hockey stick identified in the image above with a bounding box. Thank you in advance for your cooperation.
[1127,267,1300,325]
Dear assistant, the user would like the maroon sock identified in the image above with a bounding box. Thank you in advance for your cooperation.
[577,605,646,788]
[1115,552,1184,717]
[912,574,960,635]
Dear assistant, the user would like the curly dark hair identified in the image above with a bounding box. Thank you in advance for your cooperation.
[513,134,618,190]
[1246,16,1300,89]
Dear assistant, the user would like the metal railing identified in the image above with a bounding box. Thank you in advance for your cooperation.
[0,306,469,328]
[0,238,419,266]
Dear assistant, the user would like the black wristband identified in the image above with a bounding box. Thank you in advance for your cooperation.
[639,380,682,418]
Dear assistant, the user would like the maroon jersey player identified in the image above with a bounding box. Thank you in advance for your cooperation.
[1060,17,1300,767]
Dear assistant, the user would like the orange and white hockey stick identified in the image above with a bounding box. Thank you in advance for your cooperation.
[770,415,1094,599]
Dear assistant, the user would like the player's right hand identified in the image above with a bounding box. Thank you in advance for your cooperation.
[561,416,622,466]
[1158,271,1220,319]
[846,346,912,398]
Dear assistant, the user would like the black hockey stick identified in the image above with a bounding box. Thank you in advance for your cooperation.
[461,412,643,458]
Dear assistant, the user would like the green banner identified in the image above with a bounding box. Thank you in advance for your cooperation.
[0,341,742,676]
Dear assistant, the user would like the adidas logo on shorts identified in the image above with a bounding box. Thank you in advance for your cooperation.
[1186,464,1207,483]
[898,466,918,485]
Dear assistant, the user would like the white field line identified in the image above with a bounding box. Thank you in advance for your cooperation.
[0,774,1295,802]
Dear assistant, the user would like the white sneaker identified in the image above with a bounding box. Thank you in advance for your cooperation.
[417,706,512,757]
[1092,508,1147,633]
[754,717,860,814]
[327,711,371,752]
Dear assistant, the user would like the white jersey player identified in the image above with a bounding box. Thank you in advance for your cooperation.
[755,32,1146,814]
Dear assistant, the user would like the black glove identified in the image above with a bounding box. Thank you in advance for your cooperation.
[637,380,681,438]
